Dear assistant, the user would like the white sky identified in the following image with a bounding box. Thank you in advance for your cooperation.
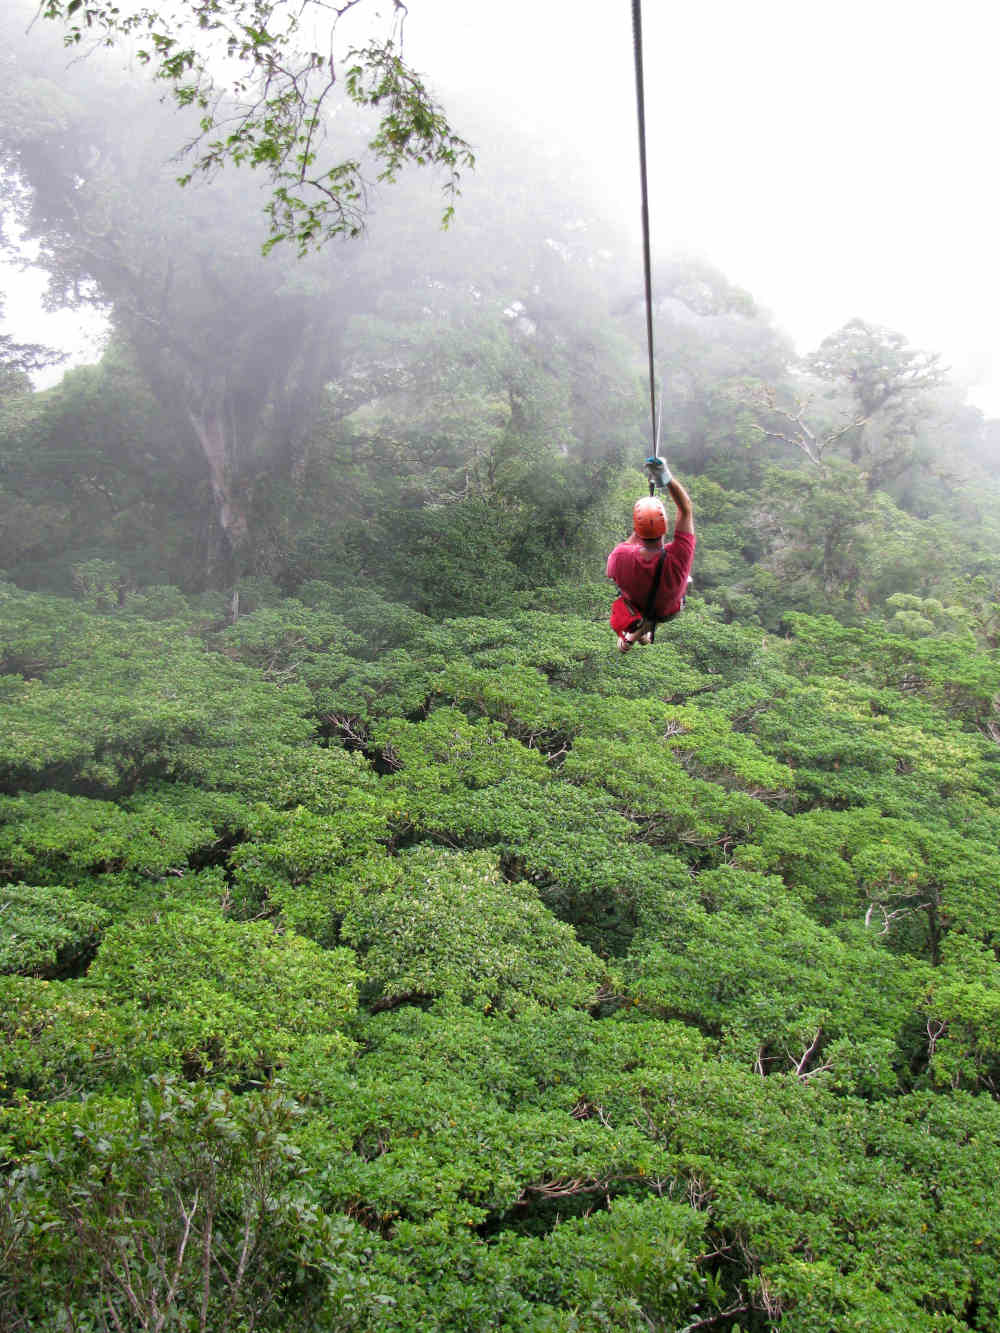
[408,0,1000,415]
[4,0,999,415]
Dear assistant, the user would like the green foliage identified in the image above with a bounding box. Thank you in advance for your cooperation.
[0,882,109,978]
[36,0,473,254]
[0,128,998,1323]
[573,1029,1000,1331]
[0,790,229,881]
[379,498,530,614]
[0,1075,376,1331]
[1,571,1000,1327]
[229,798,389,942]
[489,1195,711,1331]
[781,612,1000,741]
[341,847,605,1013]
[921,934,1000,1094]
[88,912,359,1077]
[626,865,924,1091]
[0,590,319,797]
[0,974,141,1100]
[0,909,360,1103]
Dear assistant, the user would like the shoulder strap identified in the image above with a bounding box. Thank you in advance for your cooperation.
[643,547,668,622]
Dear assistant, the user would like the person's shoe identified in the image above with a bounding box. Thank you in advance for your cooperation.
[617,634,634,653]
[638,632,653,645]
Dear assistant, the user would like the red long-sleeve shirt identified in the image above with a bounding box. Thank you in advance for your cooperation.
[606,530,696,619]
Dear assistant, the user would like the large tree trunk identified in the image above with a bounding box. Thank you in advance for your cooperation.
[187,404,250,572]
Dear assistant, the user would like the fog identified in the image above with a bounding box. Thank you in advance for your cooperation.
[404,0,1000,415]
[3,0,999,415]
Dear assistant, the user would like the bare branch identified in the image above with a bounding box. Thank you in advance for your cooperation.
[864,900,933,935]
[743,382,869,471]
[794,1025,824,1078]
[926,1018,946,1062]
[155,1190,198,1332]
[679,1304,753,1333]
[199,1198,215,1333]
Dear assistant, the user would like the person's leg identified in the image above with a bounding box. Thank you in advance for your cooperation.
[610,596,643,652]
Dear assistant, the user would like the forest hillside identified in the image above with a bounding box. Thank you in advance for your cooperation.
[2,9,1000,1331]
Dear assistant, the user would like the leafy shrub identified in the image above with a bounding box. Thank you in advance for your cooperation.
[87,912,361,1077]
[0,1076,379,1332]
[341,847,605,1013]
[0,882,109,977]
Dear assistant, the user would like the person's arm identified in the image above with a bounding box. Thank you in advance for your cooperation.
[645,456,694,537]
[667,476,694,536]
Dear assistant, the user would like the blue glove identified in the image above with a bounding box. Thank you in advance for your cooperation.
[644,456,672,489]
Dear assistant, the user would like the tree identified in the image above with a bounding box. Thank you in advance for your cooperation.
[807,319,944,422]
[5,573,1000,1329]
[744,379,870,474]
[0,1076,368,1330]
[749,462,875,614]
[242,118,649,591]
[3,25,636,586]
[638,258,792,485]
[34,0,473,253]
[340,844,605,1013]
[0,292,64,402]
[805,318,946,491]
[0,33,393,577]
[0,345,205,586]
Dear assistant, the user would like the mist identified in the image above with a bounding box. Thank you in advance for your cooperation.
[0,0,997,600]
[404,0,1000,414]
[5,0,1000,414]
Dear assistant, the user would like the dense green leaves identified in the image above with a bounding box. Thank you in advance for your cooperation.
[1,1075,370,1331]
[2,13,1000,1322]
[0,882,108,978]
[0,577,999,1329]
[341,847,606,1013]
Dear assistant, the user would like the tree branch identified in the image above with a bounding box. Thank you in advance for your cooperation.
[679,1302,753,1332]
[794,1025,824,1078]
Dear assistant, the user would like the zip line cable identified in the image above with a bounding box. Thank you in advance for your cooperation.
[631,0,659,495]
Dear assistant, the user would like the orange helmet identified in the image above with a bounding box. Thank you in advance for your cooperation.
[632,496,667,539]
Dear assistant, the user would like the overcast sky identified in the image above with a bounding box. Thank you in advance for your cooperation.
[4,0,999,415]
[409,0,1000,415]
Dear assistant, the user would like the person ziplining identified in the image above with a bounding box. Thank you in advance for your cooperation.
[607,0,696,652]
[607,461,695,651]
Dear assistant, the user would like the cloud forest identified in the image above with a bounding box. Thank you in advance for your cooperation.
[2,4,1000,1329]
